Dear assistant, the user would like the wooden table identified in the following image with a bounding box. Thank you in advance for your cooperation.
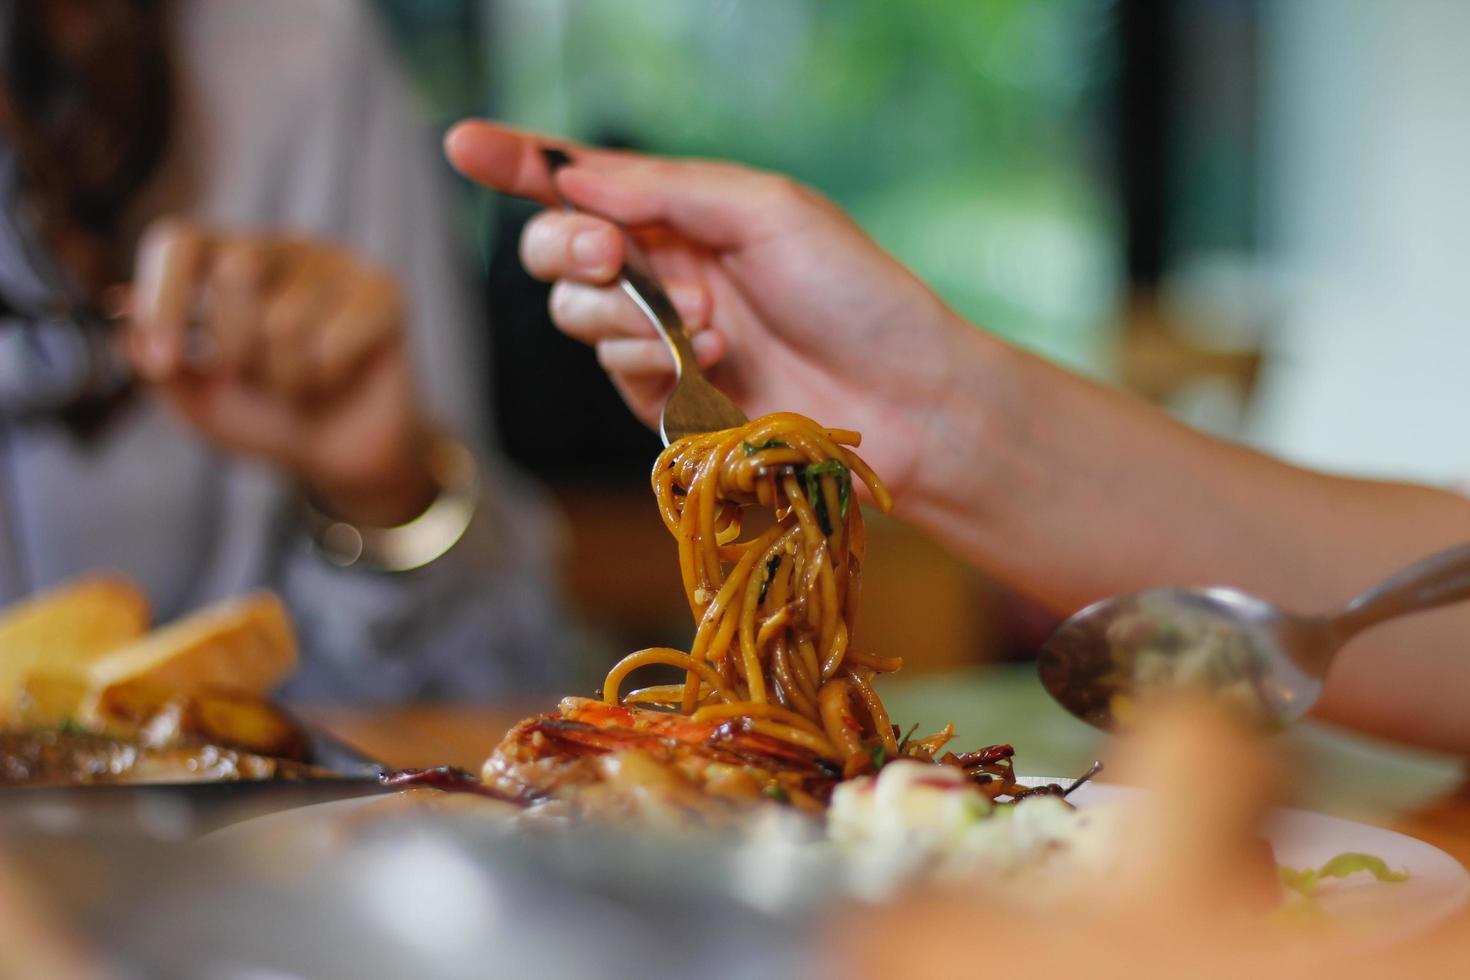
[302,703,531,773]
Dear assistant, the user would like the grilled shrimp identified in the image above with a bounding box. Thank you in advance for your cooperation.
[481,697,840,818]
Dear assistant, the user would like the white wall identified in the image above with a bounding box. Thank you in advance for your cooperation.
[1249,0,1470,484]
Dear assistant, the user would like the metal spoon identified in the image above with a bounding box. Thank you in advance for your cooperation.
[1037,541,1470,731]
[540,148,747,445]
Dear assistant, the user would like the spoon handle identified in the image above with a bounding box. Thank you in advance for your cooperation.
[1331,541,1470,641]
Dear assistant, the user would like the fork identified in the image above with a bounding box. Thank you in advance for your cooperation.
[540,148,747,445]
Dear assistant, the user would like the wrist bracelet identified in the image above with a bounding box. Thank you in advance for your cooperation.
[306,436,479,572]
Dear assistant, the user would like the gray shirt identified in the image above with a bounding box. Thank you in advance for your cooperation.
[0,0,572,702]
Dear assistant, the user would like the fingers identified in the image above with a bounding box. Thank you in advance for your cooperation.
[254,248,341,396]
[207,239,275,370]
[443,120,617,206]
[214,242,402,399]
[551,277,714,345]
[132,219,211,379]
[595,331,723,378]
[554,158,800,249]
[549,282,648,343]
[446,119,807,250]
[129,221,405,402]
[525,211,712,331]
[520,210,623,284]
[311,271,402,390]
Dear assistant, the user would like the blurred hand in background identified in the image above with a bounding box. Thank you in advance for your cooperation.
[0,0,575,703]
[122,219,436,528]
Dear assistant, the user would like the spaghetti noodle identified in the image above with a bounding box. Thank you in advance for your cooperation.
[601,412,935,775]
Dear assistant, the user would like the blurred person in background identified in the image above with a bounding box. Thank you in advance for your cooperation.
[447,123,1470,756]
[0,2,571,700]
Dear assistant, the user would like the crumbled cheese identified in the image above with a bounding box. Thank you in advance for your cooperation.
[817,760,1121,901]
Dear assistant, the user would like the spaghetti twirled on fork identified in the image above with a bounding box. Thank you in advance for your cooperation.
[602,412,941,774]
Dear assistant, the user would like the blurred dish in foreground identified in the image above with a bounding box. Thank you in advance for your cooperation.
[204,773,1467,949]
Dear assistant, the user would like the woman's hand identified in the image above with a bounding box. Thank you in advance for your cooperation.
[123,219,436,527]
[444,122,993,502]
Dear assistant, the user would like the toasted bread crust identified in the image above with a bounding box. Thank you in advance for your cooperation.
[86,592,297,696]
[0,575,151,720]
[2,584,297,726]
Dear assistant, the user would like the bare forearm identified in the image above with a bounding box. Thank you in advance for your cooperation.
[902,330,1470,753]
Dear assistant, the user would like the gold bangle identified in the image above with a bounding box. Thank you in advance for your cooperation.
[307,437,479,572]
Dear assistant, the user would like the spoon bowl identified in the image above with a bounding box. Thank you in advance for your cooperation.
[1038,587,1328,730]
[1037,542,1470,731]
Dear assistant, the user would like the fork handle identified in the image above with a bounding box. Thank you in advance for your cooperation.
[541,148,695,381]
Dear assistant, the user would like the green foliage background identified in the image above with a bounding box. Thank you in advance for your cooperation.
[378,0,1122,373]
